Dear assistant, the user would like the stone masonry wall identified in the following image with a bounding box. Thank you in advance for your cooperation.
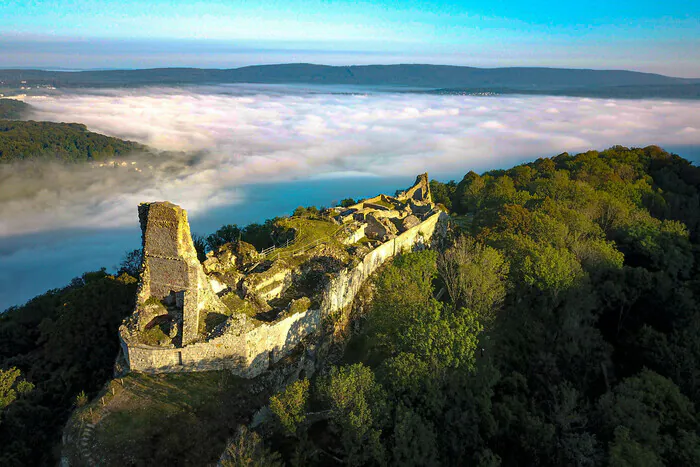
[123,210,448,377]
[135,202,227,346]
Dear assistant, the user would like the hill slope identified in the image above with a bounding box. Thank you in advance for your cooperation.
[0,120,144,163]
[0,64,696,90]
[0,98,29,119]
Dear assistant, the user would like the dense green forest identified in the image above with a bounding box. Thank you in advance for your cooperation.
[2,145,700,466]
[239,146,700,466]
[0,99,29,120]
[0,272,137,465]
[0,120,144,163]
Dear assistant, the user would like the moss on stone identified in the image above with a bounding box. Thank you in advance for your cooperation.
[141,325,170,346]
[221,292,260,319]
[203,313,230,333]
[144,296,166,308]
[288,297,311,315]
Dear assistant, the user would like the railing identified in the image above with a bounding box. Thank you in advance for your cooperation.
[259,237,294,258]
[260,223,355,261]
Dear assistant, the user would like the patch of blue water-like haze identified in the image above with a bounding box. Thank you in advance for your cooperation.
[0,174,409,312]
[2,145,699,313]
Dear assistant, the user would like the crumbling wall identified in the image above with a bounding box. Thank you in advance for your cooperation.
[137,202,198,302]
[401,173,431,203]
[241,260,293,302]
[243,308,322,377]
[122,210,447,377]
[322,210,446,315]
[341,223,367,245]
[132,202,227,346]
[123,306,322,377]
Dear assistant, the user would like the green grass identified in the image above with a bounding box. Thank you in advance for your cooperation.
[70,371,267,466]
[280,217,340,247]
[269,217,348,265]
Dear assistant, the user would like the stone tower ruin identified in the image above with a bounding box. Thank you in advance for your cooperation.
[137,202,220,346]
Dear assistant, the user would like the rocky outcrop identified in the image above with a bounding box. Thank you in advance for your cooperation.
[365,213,398,241]
[400,214,421,231]
[203,240,258,274]
[242,259,293,302]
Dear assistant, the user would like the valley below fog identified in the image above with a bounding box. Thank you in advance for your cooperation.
[2,85,700,310]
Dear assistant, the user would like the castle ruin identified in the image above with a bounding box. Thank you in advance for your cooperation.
[119,174,448,378]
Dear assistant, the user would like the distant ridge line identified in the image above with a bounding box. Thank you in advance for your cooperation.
[1,64,698,90]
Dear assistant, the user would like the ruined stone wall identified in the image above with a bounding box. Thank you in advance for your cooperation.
[243,308,322,377]
[241,260,293,302]
[341,223,367,245]
[137,203,197,301]
[123,210,447,377]
[321,210,446,315]
[123,306,322,377]
[135,202,227,346]
[402,173,431,203]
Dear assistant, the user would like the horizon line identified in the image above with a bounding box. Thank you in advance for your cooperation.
[1,63,698,80]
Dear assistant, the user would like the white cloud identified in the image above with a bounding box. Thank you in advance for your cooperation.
[2,86,699,237]
[480,120,507,130]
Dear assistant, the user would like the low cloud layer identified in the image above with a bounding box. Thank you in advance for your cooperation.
[3,86,700,237]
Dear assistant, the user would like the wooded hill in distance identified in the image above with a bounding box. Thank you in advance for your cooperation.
[0,120,144,163]
[1,65,699,98]
[0,98,29,120]
[0,99,144,163]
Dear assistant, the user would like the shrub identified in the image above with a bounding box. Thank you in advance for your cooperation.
[269,379,309,436]
[220,426,282,467]
[75,390,88,408]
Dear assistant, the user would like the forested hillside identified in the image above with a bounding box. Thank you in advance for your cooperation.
[248,146,700,466]
[0,99,29,120]
[2,145,700,466]
[0,65,695,89]
[0,120,144,163]
[0,272,137,465]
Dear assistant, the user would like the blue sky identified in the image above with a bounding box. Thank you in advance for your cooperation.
[1,0,698,76]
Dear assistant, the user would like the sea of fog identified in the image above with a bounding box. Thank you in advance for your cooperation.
[2,84,700,311]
